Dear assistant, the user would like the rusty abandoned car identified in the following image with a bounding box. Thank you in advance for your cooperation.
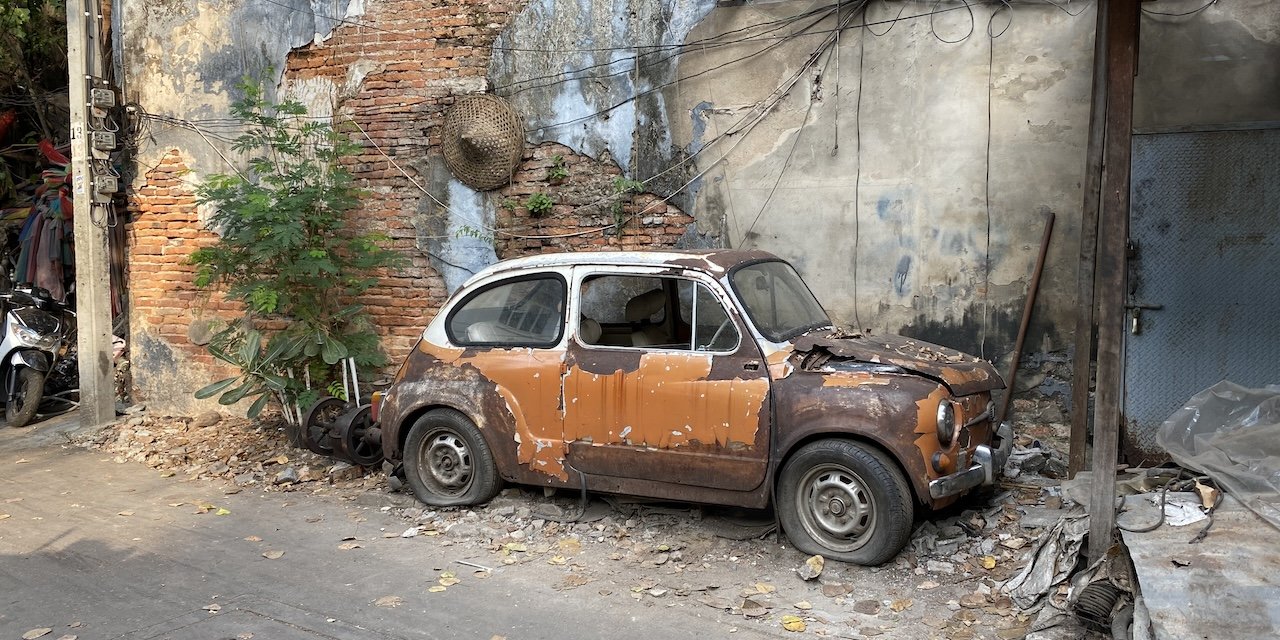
[377,250,1013,565]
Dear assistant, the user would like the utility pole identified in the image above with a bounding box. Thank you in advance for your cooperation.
[66,0,117,426]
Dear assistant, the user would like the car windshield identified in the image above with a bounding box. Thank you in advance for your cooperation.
[730,261,831,342]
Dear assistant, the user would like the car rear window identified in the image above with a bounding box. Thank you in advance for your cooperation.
[447,275,567,347]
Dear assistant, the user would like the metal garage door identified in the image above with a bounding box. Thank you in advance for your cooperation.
[1124,127,1280,463]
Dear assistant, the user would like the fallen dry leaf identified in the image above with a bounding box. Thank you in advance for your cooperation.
[890,598,913,612]
[237,634,254,640]
[741,597,771,617]
[698,596,733,610]
[117,511,134,517]
[203,603,221,613]
[215,507,231,516]
[262,550,285,560]
[5,497,22,503]
[0,513,10,520]
[547,555,567,565]
[504,542,528,553]
[755,582,776,594]
[917,581,940,590]
[781,615,807,632]
[439,571,460,587]
[374,595,403,608]
[852,599,881,615]
[338,542,362,551]
[794,601,813,610]
[21,629,51,640]
[981,555,997,569]
[244,535,262,542]
[427,586,447,593]
[167,502,185,507]
[15,458,29,464]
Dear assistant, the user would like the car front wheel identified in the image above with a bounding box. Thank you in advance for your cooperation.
[777,439,914,566]
[403,408,501,507]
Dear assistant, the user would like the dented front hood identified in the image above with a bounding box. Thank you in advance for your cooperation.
[792,330,1005,397]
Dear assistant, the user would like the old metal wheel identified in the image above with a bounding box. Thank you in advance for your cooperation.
[301,396,345,455]
[777,439,913,566]
[403,408,501,507]
[6,367,44,428]
[795,462,878,553]
[334,405,383,467]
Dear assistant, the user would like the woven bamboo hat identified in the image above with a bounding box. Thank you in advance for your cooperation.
[441,94,525,191]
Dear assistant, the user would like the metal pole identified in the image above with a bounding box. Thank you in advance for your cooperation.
[67,0,117,427]
[1069,0,1110,479]
[996,210,1054,425]
[1088,0,1139,565]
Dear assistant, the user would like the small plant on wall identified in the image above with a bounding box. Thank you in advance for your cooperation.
[547,155,569,184]
[609,178,644,236]
[525,192,554,217]
[188,79,404,428]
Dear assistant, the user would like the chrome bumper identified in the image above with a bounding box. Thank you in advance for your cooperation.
[928,422,1014,500]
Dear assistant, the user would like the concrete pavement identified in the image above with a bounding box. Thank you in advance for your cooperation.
[0,419,779,640]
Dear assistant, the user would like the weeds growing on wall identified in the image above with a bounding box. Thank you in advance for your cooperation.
[189,79,403,424]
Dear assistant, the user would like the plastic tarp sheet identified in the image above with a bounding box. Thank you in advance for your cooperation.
[1157,381,1280,530]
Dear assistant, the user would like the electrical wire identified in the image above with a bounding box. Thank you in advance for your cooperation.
[1142,0,1217,17]
[930,0,975,44]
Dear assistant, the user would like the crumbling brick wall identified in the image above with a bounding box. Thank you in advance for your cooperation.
[125,0,696,407]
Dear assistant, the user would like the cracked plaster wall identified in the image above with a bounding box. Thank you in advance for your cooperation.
[119,0,1279,412]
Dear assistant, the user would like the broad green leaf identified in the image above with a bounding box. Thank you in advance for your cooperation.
[321,336,348,365]
[219,380,254,405]
[247,392,272,419]
[194,377,240,399]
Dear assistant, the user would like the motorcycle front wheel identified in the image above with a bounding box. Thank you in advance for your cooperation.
[6,367,44,427]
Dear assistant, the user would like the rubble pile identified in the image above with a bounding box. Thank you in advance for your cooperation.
[89,410,382,494]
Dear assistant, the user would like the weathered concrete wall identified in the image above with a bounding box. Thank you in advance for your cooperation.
[663,1,1095,363]
[1135,0,1280,130]
[119,0,1280,414]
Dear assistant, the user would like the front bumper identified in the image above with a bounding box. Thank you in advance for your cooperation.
[928,422,1014,500]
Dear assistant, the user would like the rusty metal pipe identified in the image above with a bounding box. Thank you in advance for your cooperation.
[997,210,1056,424]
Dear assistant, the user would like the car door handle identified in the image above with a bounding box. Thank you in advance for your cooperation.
[744,361,760,371]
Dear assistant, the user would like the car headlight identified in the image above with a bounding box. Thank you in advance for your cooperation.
[936,400,957,447]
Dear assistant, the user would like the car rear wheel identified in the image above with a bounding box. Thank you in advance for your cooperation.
[777,439,913,566]
[403,408,501,507]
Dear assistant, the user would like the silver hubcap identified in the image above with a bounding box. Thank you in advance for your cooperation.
[424,432,471,492]
[797,464,876,551]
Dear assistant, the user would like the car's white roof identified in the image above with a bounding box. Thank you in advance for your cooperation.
[475,249,782,278]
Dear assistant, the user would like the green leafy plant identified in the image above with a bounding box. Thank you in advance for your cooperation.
[548,155,569,182]
[609,178,646,236]
[525,192,553,217]
[190,79,404,423]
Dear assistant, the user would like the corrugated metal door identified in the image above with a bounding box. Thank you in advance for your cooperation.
[1124,128,1280,463]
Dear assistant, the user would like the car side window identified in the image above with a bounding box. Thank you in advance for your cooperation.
[678,281,740,352]
[448,275,566,347]
[576,274,737,351]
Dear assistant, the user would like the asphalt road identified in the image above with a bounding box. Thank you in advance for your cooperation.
[0,416,780,640]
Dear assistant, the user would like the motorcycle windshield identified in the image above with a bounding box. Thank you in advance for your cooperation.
[13,307,59,334]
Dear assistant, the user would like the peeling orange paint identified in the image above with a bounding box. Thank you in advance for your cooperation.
[913,386,951,482]
[562,352,768,451]
[821,372,893,388]
[422,342,570,480]
[766,346,794,379]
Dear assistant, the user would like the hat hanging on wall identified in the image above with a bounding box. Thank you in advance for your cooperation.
[441,94,525,191]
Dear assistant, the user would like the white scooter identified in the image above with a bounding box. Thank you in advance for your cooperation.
[0,286,68,427]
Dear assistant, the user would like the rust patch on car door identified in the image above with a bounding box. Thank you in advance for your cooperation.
[561,350,771,491]
[563,351,766,448]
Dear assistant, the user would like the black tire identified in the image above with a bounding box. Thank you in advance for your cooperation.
[776,439,914,566]
[6,367,44,428]
[403,408,501,507]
